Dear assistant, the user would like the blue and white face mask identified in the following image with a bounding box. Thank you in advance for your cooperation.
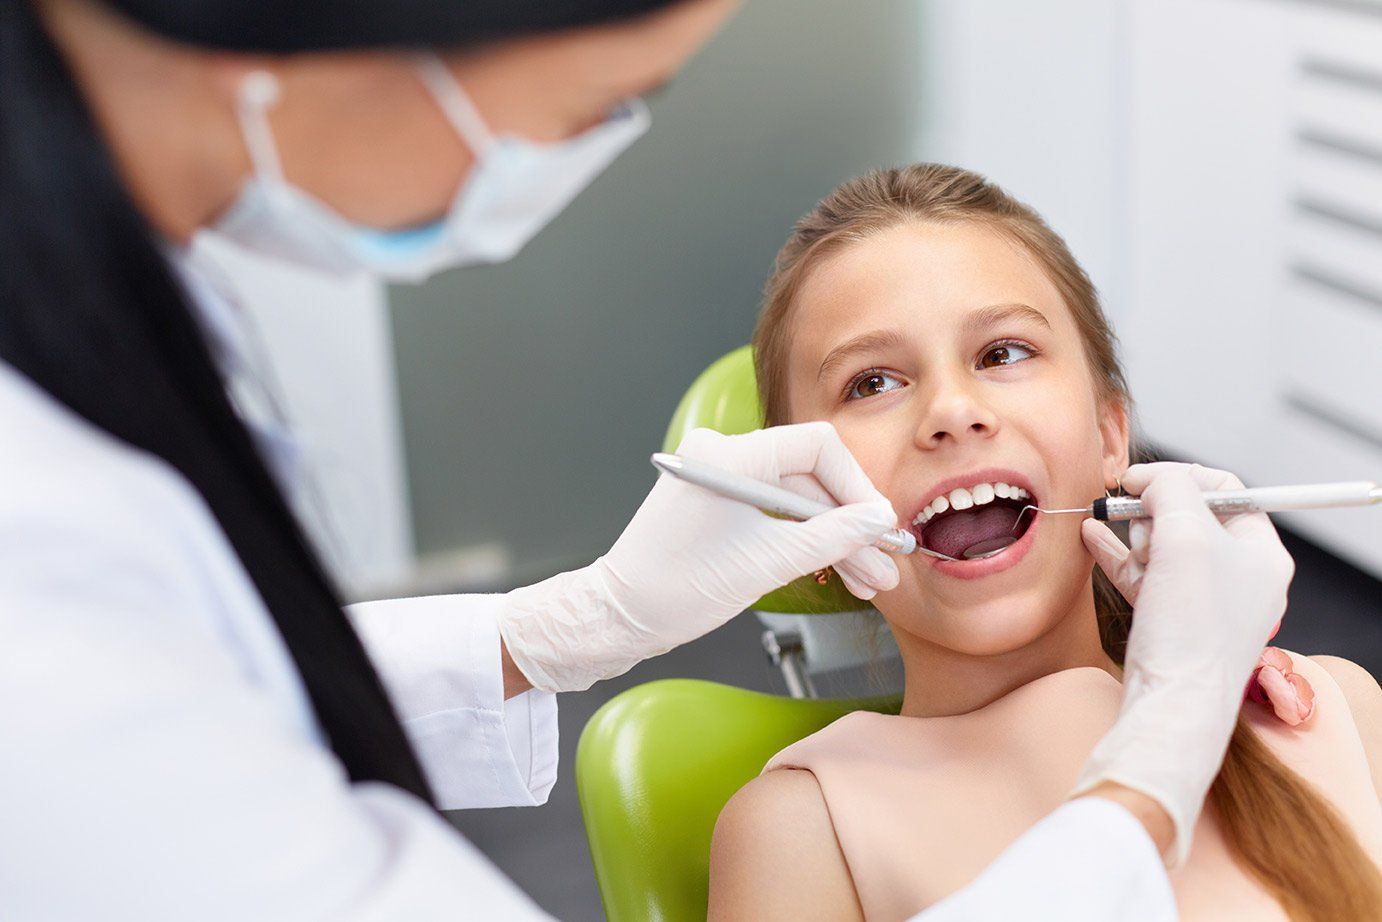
[211,54,650,284]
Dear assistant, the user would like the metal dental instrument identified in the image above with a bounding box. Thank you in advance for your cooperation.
[652,454,1381,564]
[1012,480,1382,529]
[651,452,987,561]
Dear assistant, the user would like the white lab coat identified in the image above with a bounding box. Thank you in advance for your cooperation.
[0,258,1178,921]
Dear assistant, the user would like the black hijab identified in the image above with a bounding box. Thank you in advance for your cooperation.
[106,0,678,51]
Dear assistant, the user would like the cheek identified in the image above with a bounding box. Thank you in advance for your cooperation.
[831,415,909,502]
[1017,381,1108,498]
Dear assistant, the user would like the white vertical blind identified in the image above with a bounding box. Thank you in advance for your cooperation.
[1125,0,1382,575]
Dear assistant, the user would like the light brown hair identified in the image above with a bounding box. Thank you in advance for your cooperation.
[750,163,1382,921]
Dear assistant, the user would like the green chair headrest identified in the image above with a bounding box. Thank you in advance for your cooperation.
[661,346,871,615]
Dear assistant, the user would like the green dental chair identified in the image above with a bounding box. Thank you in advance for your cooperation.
[575,346,903,921]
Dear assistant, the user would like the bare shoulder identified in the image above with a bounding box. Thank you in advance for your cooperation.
[708,768,863,922]
[1307,655,1382,726]
[1307,654,1382,793]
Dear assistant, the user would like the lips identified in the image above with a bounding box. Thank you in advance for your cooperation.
[904,466,1043,577]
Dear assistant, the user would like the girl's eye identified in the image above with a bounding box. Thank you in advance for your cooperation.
[978,340,1036,369]
[845,369,905,401]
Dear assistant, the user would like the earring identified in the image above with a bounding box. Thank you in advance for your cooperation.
[1105,475,1126,499]
[813,566,833,585]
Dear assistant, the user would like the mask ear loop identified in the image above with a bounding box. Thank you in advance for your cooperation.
[414,53,498,160]
[236,71,287,182]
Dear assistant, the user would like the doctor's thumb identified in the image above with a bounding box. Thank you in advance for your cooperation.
[1082,518,1139,598]
[1082,518,1128,567]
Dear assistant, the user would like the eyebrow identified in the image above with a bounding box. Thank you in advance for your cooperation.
[814,303,1051,383]
[816,329,908,383]
[963,303,1051,336]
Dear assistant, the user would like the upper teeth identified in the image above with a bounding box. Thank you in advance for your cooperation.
[912,481,1030,526]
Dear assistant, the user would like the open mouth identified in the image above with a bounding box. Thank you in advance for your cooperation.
[911,481,1037,561]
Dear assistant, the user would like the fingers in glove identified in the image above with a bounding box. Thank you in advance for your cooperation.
[836,566,877,600]
[732,422,886,505]
[836,546,900,594]
[800,424,890,506]
[1122,462,1278,545]
[778,471,841,507]
[764,421,887,505]
[1129,518,1152,566]
[765,499,897,586]
[1082,519,1140,604]
[776,477,908,573]
[1127,464,1220,527]
[1127,466,1225,563]
[1122,461,1243,495]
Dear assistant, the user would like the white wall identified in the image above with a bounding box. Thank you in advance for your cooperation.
[916,0,1382,576]
[1123,0,1382,574]
[916,0,1125,314]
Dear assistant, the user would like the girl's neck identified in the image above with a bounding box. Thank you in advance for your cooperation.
[895,579,1120,718]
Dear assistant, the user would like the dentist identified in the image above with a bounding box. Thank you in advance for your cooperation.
[0,1,1292,920]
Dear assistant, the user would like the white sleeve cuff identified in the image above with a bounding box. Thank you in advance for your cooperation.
[347,594,559,810]
[911,798,1178,922]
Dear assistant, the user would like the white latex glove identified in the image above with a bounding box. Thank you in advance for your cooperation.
[497,422,900,692]
[1071,462,1295,867]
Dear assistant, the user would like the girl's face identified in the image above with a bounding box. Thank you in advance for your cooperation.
[785,221,1128,656]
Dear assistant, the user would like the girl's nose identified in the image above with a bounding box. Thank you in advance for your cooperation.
[914,375,1000,449]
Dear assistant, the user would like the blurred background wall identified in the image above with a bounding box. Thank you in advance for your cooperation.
[387,0,926,591]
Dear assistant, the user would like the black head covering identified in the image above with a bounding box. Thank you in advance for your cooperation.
[102,0,681,52]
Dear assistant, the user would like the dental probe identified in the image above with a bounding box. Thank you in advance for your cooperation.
[650,452,941,558]
[1023,480,1382,522]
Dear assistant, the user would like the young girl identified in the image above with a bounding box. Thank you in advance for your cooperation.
[708,164,1382,921]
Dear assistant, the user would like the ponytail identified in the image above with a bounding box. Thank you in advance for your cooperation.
[1096,565,1382,921]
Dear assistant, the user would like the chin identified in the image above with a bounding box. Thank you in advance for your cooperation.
[877,549,1093,658]
[926,595,1069,656]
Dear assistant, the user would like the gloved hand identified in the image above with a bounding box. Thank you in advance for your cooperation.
[497,422,900,692]
[1085,514,1314,727]
[1071,462,1295,867]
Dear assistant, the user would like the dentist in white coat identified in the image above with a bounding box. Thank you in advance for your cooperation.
[0,1,1294,919]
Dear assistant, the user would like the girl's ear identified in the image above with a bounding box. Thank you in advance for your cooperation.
[1098,397,1131,489]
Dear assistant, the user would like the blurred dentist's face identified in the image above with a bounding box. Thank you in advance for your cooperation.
[225,0,740,229]
[785,221,1119,656]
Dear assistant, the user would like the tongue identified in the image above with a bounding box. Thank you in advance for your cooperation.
[923,504,1023,559]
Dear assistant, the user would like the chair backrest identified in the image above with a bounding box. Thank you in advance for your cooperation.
[576,679,900,921]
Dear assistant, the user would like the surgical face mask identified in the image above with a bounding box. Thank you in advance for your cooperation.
[211,54,651,283]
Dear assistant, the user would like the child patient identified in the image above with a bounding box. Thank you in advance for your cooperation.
[707,164,1382,922]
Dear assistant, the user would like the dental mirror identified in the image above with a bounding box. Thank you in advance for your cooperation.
[961,536,1018,559]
